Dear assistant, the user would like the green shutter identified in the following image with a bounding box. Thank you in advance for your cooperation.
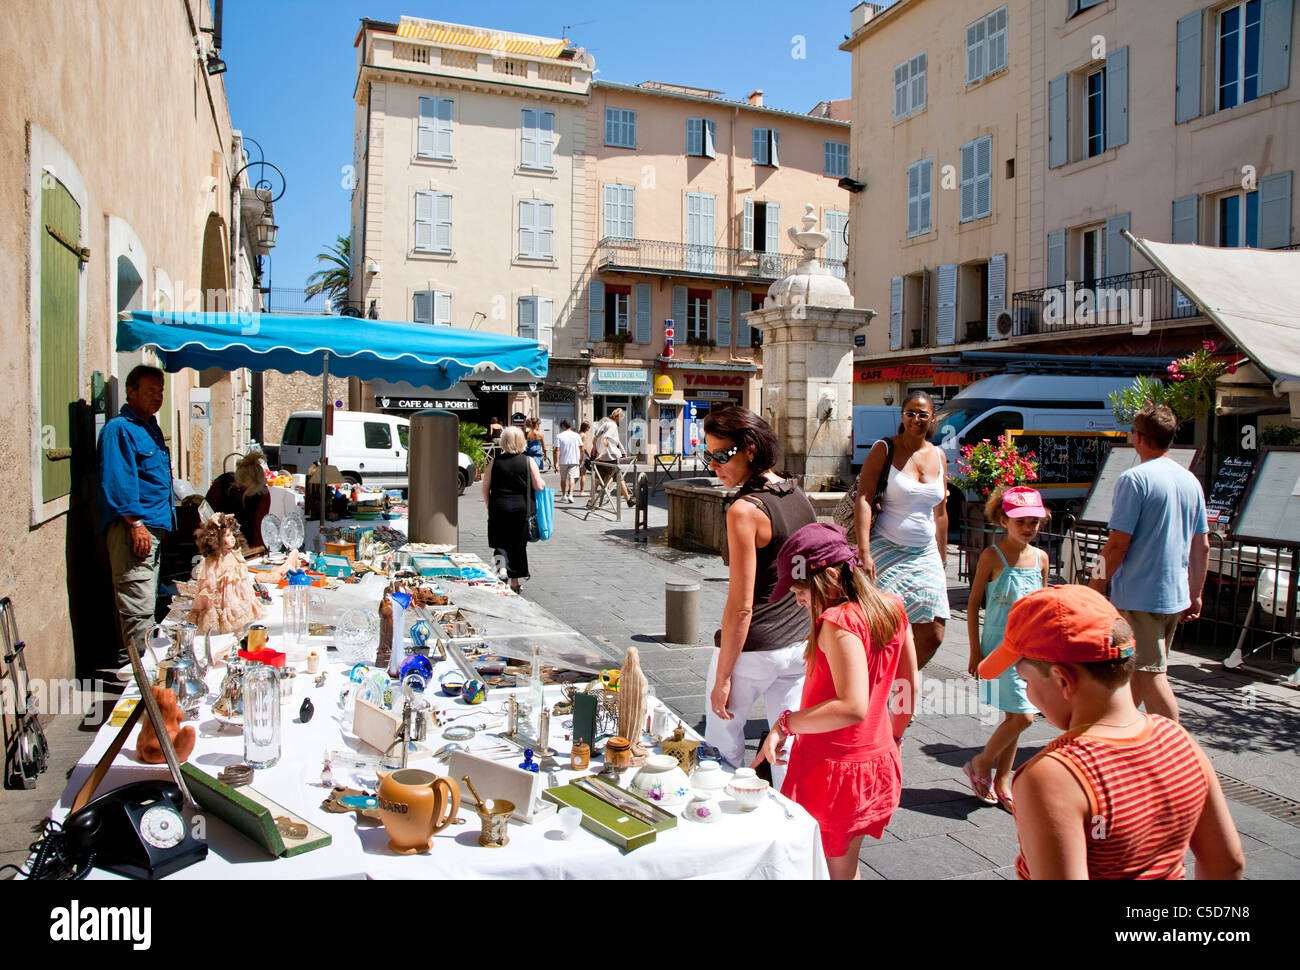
[40,180,80,502]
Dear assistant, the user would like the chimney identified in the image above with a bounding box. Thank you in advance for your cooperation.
[851,2,875,34]
[747,90,763,107]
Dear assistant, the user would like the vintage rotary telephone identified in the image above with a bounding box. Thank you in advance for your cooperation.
[11,633,209,880]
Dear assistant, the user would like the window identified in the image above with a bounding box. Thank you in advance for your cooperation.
[521,109,555,170]
[686,118,717,158]
[960,135,992,222]
[518,296,555,351]
[603,184,635,239]
[893,52,928,120]
[1081,227,1103,283]
[907,158,932,236]
[686,290,711,342]
[1218,1,1262,110]
[752,127,781,167]
[518,200,554,259]
[397,424,410,450]
[1086,68,1106,157]
[414,191,452,253]
[413,290,451,324]
[605,107,636,148]
[686,193,717,272]
[1069,0,1105,16]
[966,6,1008,84]
[1218,191,1260,247]
[824,141,850,177]
[604,286,631,337]
[417,97,453,160]
[364,422,393,450]
[824,210,848,279]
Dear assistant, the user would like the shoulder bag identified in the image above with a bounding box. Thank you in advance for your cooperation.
[832,438,895,537]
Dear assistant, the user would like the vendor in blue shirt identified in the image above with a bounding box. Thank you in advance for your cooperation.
[98,364,175,669]
[1089,404,1209,724]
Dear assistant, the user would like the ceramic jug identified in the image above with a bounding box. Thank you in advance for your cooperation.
[375,769,461,853]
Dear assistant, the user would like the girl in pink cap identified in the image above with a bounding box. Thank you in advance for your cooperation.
[964,485,1050,811]
[755,522,918,880]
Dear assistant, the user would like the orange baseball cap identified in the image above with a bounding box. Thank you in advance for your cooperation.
[978,585,1133,680]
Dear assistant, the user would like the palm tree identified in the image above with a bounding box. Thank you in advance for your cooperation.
[304,234,351,307]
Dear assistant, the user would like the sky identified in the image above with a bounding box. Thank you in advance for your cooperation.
[221,0,857,293]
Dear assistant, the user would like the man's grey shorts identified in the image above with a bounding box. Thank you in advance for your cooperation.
[1120,609,1181,673]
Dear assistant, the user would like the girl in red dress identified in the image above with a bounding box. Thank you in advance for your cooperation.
[755,522,918,880]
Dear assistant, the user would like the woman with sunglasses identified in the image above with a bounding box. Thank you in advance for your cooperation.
[701,407,817,789]
[853,391,950,668]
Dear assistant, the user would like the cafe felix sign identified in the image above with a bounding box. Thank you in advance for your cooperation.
[853,364,983,386]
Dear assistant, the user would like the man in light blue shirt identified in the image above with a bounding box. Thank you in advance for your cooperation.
[1090,405,1208,722]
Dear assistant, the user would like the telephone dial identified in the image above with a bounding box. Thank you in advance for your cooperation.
[60,779,208,880]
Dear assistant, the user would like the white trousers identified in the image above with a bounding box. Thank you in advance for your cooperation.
[704,640,807,792]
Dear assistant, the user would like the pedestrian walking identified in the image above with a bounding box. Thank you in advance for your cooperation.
[755,522,917,880]
[1089,404,1209,722]
[98,364,174,670]
[589,409,631,509]
[965,485,1049,810]
[702,406,816,791]
[524,416,546,471]
[554,419,584,504]
[576,420,593,497]
[482,427,546,593]
[979,584,1244,880]
[852,390,950,668]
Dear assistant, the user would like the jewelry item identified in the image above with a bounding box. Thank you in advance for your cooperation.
[218,764,254,787]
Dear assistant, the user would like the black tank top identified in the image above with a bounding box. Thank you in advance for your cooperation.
[723,478,817,652]
[488,453,531,513]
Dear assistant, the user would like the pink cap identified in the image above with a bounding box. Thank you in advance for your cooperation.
[1002,486,1046,519]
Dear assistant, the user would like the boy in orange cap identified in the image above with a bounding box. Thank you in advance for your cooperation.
[979,585,1244,880]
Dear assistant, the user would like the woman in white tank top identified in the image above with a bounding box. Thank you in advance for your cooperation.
[852,391,950,668]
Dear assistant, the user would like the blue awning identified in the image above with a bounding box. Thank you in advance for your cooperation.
[115,310,547,389]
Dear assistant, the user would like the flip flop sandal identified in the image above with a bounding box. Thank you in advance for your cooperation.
[997,792,1015,814]
[963,760,999,805]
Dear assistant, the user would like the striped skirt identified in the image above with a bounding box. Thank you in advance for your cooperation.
[870,535,951,624]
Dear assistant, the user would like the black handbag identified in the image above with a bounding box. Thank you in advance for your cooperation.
[527,484,540,543]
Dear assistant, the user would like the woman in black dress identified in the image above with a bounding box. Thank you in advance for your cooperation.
[481,426,546,592]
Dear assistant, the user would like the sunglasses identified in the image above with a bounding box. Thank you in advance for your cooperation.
[903,410,932,420]
[698,443,742,465]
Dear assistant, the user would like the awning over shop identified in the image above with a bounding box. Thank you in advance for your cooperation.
[1124,234,1300,392]
[116,310,548,388]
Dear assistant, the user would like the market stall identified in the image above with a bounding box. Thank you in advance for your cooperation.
[36,551,827,880]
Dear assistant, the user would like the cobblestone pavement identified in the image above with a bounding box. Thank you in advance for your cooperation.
[5,474,1297,879]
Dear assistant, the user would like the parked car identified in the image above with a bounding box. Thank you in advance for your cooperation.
[278,411,475,494]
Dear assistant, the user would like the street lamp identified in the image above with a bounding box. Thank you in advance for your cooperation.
[256,210,278,250]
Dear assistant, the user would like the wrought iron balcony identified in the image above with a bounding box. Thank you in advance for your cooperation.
[597,237,845,283]
[1010,268,1202,337]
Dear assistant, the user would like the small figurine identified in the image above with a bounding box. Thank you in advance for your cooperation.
[617,647,649,767]
[187,513,299,635]
[518,749,539,773]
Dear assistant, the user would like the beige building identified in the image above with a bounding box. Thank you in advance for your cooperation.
[577,81,852,457]
[2,0,261,682]
[348,17,594,426]
[841,0,1297,412]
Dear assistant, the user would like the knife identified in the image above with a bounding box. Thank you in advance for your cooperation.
[572,777,657,825]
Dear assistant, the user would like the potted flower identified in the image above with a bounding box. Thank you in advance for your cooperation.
[603,332,631,360]
[950,435,1040,553]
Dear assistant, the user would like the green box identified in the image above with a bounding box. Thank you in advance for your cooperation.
[541,779,676,852]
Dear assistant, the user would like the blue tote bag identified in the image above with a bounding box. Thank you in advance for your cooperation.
[534,487,554,541]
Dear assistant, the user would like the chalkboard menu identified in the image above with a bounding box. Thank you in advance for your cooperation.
[1231,447,1300,546]
[1205,456,1256,524]
[1007,431,1129,488]
[1079,445,1201,526]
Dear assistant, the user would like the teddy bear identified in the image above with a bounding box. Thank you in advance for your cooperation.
[136,686,196,764]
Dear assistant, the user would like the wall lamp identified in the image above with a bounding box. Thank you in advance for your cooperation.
[838,176,867,193]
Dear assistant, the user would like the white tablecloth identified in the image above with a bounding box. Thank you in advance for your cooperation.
[49,580,829,880]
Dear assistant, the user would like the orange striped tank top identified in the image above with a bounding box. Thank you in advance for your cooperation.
[1015,714,1209,880]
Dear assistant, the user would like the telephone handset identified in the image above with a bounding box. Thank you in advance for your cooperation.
[62,779,207,880]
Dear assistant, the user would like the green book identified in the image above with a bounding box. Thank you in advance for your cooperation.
[181,763,332,859]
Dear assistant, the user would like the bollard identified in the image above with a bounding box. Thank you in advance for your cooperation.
[664,581,700,645]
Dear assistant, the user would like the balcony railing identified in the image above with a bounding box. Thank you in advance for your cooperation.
[597,237,845,282]
[1010,268,1202,337]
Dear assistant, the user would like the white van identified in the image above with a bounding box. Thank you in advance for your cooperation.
[279,410,478,494]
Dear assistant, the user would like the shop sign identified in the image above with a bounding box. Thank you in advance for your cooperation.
[682,373,745,387]
[477,382,539,393]
[376,396,476,410]
[695,391,734,400]
[653,375,674,397]
[596,369,649,383]
[853,364,984,387]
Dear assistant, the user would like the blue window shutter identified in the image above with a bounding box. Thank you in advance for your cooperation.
[1105,213,1131,277]
[588,280,605,341]
[538,299,553,353]
[603,184,617,239]
[1049,73,1069,167]
[752,127,765,164]
[435,98,453,158]
[742,198,754,250]
[1260,0,1294,95]
[1047,229,1066,287]
[519,201,535,257]
[434,291,451,325]
[736,290,753,346]
[605,107,616,145]
[935,264,957,346]
[1106,47,1129,149]
[434,193,452,252]
[687,118,701,155]
[890,276,903,351]
[771,130,780,168]
[537,202,553,258]
[539,111,554,169]
[414,191,434,250]
[518,297,537,341]
[414,290,433,325]
[715,288,733,349]
[672,286,688,339]
[704,120,716,158]
[522,109,537,168]
[1172,194,1199,244]
[986,254,1006,339]
[765,203,780,253]
[1258,171,1293,249]
[1176,13,1202,123]
[418,98,436,157]
[635,283,651,344]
